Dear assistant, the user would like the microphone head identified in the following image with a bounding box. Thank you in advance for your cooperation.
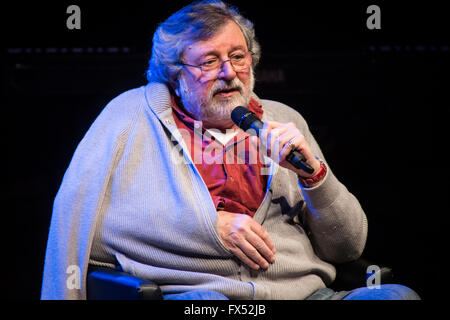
[231,106,261,132]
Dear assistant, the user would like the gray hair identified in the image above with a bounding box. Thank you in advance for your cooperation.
[146,0,261,85]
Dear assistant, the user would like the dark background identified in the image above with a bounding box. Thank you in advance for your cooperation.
[3,1,447,300]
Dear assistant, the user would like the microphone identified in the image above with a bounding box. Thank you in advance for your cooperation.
[231,106,315,174]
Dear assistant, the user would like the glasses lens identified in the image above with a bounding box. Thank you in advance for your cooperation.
[231,52,252,71]
[200,52,252,79]
[201,58,221,72]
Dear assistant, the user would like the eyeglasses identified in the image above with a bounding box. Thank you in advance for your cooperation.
[179,51,253,79]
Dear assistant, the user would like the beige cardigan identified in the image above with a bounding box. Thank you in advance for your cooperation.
[41,82,367,299]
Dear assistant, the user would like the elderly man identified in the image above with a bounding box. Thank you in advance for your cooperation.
[41,0,419,300]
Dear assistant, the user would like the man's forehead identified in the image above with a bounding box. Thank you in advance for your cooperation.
[184,20,247,59]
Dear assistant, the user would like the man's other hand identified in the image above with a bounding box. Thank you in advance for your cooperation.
[217,210,276,270]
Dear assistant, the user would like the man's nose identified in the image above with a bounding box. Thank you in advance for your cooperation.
[217,60,237,81]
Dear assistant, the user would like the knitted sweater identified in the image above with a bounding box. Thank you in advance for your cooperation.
[41,82,368,300]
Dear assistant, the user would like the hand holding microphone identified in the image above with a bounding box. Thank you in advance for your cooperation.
[231,106,321,178]
[219,107,323,271]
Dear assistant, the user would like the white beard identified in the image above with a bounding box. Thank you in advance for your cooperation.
[178,70,255,123]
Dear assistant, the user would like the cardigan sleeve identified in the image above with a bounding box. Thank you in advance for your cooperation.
[296,113,368,263]
[41,90,140,299]
[260,98,368,263]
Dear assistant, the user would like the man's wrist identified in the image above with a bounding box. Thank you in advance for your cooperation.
[298,160,327,188]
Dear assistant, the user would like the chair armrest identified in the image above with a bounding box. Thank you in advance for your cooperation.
[331,258,394,291]
[87,266,163,300]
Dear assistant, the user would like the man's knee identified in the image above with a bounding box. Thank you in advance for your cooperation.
[344,284,421,300]
[164,289,229,300]
[382,284,421,300]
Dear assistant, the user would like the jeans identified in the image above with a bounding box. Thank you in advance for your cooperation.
[163,284,420,300]
[306,284,421,300]
[164,290,229,300]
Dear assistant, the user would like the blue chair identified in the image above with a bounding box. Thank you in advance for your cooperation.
[87,258,393,300]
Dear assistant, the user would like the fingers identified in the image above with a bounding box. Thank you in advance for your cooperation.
[228,242,261,271]
[261,121,301,161]
[260,121,320,176]
[260,121,286,158]
[250,222,276,257]
[217,211,276,270]
[229,232,273,270]
[245,229,276,268]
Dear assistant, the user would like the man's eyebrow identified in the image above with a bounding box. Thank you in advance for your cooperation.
[198,46,248,59]
[199,50,220,59]
[229,45,247,52]
[230,46,248,52]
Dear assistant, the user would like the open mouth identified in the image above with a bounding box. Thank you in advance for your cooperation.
[214,87,241,97]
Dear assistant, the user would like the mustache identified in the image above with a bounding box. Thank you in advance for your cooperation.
[210,79,244,96]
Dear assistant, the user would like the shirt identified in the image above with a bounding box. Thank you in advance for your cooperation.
[170,94,267,217]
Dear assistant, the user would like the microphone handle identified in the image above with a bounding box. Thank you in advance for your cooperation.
[286,151,315,174]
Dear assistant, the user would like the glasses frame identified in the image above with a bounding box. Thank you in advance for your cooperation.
[179,51,254,77]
